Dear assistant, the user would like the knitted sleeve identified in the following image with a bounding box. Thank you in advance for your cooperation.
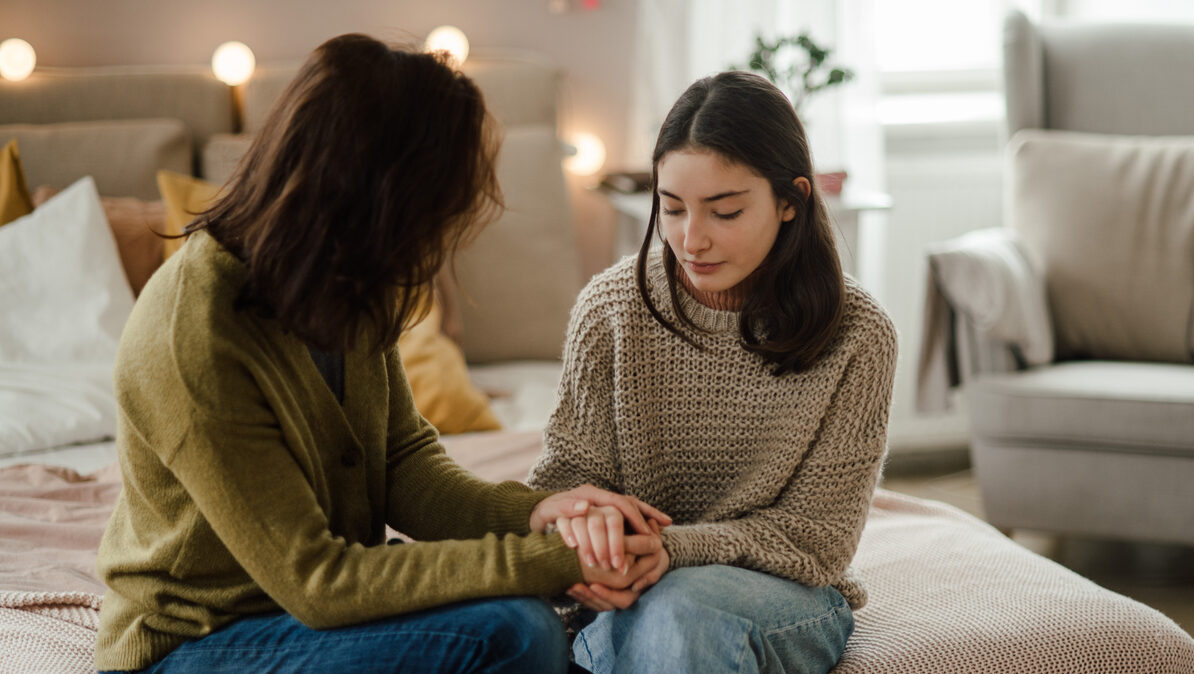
[660,310,898,603]
[527,286,622,493]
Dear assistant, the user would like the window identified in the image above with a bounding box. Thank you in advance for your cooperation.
[875,0,1006,76]
[873,0,1036,129]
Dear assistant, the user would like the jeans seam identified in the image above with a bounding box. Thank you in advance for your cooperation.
[576,630,595,669]
[762,602,849,638]
[733,622,754,674]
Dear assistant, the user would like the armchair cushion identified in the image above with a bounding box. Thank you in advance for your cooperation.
[970,361,1194,455]
[968,360,1194,543]
[1008,130,1194,363]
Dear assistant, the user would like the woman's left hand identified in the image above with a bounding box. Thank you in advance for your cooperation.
[531,485,671,576]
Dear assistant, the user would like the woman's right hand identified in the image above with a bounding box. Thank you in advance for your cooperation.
[576,532,661,588]
[567,521,669,611]
[561,505,630,573]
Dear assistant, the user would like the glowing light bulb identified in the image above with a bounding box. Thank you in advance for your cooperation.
[0,39,36,82]
[425,25,470,67]
[564,132,607,176]
[211,41,255,86]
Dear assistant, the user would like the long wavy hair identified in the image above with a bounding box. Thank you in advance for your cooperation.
[635,71,844,375]
[187,33,503,353]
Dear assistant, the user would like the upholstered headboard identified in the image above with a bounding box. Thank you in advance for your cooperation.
[0,66,235,199]
[0,51,582,363]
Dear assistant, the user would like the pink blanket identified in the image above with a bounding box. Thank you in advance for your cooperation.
[0,462,117,674]
[2,432,1191,673]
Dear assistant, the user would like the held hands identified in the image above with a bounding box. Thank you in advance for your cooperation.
[529,484,671,570]
[528,485,671,610]
[568,520,669,611]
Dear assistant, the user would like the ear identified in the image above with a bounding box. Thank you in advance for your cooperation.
[781,177,811,222]
[794,176,811,199]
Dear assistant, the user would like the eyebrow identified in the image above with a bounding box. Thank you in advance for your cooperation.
[658,188,750,203]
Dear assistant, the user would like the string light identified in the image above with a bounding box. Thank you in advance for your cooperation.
[425,26,470,67]
[564,132,607,176]
[211,41,256,86]
[0,39,36,82]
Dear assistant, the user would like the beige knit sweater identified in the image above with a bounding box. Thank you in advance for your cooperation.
[528,253,897,608]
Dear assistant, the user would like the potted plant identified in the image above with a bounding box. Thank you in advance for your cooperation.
[731,32,854,193]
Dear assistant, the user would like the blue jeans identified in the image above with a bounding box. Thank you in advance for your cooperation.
[107,596,569,673]
[572,565,853,674]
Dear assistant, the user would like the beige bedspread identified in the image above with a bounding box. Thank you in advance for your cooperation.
[1,432,1191,673]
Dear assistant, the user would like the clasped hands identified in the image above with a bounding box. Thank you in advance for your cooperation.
[529,485,671,611]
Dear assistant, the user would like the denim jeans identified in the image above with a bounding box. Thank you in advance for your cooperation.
[572,565,854,674]
[106,596,569,673]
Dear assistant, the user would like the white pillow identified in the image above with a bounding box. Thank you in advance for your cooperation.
[0,176,134,456]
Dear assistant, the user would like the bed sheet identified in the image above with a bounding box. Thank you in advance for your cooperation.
[3,434,1191,673]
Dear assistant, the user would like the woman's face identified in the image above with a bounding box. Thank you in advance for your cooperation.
[656,150,794,296]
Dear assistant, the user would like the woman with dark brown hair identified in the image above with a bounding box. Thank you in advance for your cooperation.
[529,71,898,673]
[93,34,669,674]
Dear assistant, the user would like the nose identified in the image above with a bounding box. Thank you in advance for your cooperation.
[682,214,711,256]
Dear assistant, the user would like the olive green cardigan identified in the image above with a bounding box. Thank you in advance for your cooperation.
[94,230,582,671]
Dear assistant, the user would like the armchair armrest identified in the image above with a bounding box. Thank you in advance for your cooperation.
[916,227,1053,413]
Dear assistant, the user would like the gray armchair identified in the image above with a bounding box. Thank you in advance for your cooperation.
[917,10,1194,545]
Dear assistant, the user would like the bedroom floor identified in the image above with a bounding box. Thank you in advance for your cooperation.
[881,456,1194,638]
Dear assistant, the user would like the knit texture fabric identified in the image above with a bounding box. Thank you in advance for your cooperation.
[0,591,102,674]
[834,490,1194,673]
[528,253,898,608]
[94,230,583,671]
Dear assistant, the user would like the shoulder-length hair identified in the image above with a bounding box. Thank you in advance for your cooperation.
[635,71,844,375]
[188,33,502,353]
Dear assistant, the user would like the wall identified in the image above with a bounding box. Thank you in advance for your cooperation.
[3,0,636,278]
[876,120,1005,452]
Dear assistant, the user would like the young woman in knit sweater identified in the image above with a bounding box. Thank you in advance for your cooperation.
[528,71,898,673]
[93,34,671,674]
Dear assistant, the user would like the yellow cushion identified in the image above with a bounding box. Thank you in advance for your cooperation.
[398,299,502,434]
[156,169,221,260]
[0,139,34,226]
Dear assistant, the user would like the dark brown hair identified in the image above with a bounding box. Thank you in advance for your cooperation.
[188,33,502,352]
[636,71,844,375]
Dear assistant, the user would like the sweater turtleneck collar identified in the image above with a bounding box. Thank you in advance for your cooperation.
[646,250,741,334]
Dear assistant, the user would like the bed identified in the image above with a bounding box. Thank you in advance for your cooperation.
[1,54,1192,673]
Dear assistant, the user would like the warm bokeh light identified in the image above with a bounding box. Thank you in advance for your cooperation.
[211,41,256,86]
[564,132,607,176]
[425,25,470,67]
[0,39,36,82]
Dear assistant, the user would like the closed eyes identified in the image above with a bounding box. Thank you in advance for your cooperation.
[660,207,743,220]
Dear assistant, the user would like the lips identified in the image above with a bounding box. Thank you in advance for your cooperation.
[685,260,723,274]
